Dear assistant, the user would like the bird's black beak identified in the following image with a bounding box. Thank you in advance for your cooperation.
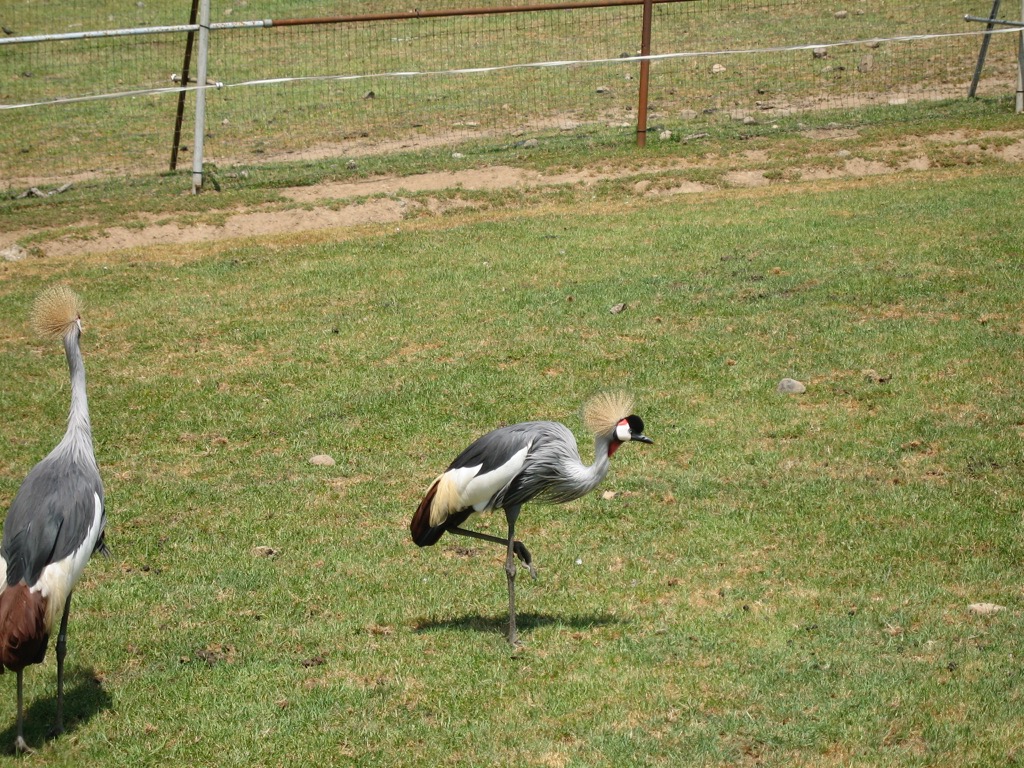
[633,434,654,444]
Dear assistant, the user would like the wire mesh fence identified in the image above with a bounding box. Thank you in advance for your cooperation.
[0,0,1020,186]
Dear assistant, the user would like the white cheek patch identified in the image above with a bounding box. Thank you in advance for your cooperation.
[615,422,632,442]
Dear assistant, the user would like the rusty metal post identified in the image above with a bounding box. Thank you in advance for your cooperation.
[636,0,654,147]
[170,0,200,170]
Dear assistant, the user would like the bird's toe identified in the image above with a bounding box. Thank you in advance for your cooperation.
[13,736,33,754]
[512,540,532,564]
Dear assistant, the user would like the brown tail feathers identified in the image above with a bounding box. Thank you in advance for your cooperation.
[0,584,50,673]
[410,479,446,547]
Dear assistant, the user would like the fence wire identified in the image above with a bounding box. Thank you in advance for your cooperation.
[0,1,1019,185]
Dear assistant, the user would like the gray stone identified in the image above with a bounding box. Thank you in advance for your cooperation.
[777,378,807,394]
[968,603,1004,616]
[1,244,28,262]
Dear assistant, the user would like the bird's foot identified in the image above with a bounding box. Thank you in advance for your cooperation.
[13,736,33,755]
[512,541,537,580]
[47,722,65,740]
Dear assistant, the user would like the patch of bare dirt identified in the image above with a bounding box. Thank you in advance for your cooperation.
[284,166,546,202]
[29,199,409,260]
[6,128,1023,259]
[653,181,712,196]
[724,170,770,187]
[998,137,1024,161]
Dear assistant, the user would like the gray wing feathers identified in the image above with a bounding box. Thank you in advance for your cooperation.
[499,422,587,508]
[2,455,104,586]
[444,422,579,511]
[448,423,541,474]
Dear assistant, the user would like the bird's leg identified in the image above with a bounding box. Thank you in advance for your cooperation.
[448,526,537,578]
[14,670,31,754]
[50,594,72,738]
[504,506,522,647]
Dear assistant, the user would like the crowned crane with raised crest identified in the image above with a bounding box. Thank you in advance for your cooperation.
[411,392,652,646]
[0,286,107,753]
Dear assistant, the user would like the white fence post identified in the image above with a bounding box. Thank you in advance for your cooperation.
[191,0,212,194]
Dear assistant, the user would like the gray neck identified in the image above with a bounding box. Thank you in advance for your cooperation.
[570,432,614,497]
[61,328,94,456]
[537,428,617,505]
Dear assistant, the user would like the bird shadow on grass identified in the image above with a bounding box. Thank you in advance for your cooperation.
[0,665,112,753]
[414,611,620,637]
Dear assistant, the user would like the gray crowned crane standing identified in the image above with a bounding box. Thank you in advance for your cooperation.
[0,286,107,753]
[411,392,652,646]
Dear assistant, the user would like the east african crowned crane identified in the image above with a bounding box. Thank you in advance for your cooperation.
[411,392,652,646]
[0,286,107,753]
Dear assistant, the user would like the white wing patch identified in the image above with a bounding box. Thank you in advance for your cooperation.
[429,444,531,527]
[33,491,104,630]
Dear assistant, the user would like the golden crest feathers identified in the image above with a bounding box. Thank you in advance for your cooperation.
[583,391,635,436]
[31,285,83,339]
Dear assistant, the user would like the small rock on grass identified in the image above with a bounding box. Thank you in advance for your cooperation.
[968,602,1005,616]
[309,454,336,466]
[1,244,28,262]
[777,378,806,394]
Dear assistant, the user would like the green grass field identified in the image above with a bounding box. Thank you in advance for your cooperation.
[0,149,1021,765]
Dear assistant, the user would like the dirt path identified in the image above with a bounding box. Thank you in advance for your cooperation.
[5,129,1023,260]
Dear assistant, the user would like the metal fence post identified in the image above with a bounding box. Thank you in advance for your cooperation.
[635,0,654,147]
[969,0,1001,97]
[191,0,211,194]
[170,0,200,171]
[1018,0,1024,112]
